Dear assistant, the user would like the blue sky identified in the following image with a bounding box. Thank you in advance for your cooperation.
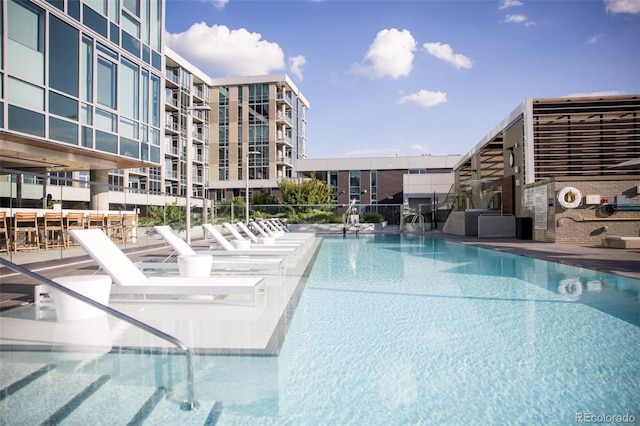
[165,0,640,158]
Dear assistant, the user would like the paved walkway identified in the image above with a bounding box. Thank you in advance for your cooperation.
[425,230,640,281]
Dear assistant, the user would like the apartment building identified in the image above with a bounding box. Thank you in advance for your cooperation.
[209,74,309,202]
[0,0,165,209]
[0,0,310,213]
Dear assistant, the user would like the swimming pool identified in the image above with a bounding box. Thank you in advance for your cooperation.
[212,234,639,424]
[1,234,638,424]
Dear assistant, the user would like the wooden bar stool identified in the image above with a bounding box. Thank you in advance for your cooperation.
[42,212,67,250]
[0,211,9,253]
[122,213,138,243]
[13,212,40,253]
[105,213,124,242]
[65,212,85,246]
[87,213,105,231]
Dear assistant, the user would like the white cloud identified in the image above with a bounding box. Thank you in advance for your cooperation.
[350,29,417,79]
[165,22,286,76]
[604,0,640,14]
[288,55,306,80]
[586,34,602,44]
[499,0,523,9]
[423,42,472,69]
[397,90,447,107]
[564,90,626,97]
[207,0,229,10]
[504,14,528,23]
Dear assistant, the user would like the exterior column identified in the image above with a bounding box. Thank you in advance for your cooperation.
[90,170,110,211]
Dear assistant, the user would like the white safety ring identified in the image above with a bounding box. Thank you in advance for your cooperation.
[557,187,582,209]
[558,278,583,300]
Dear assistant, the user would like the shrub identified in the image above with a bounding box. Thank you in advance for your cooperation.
[361,212,385,223]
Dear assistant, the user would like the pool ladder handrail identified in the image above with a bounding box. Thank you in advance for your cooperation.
[0,257,200,412]
[410,212,425,232]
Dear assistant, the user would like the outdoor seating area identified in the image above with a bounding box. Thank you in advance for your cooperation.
[0,209,138,253]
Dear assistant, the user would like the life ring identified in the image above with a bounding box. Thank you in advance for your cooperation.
[557,186,582,209]
[558,277,583,300]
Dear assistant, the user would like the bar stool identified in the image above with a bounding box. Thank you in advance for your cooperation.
[87,213,105,231]
[122,213,138,243]
[65,212,85,246]
[105,213,124,242]
[0,211,9,253]
[13,212,40,253]
[43,211,67,250]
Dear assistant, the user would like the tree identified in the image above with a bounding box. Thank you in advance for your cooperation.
[278,178,334,213]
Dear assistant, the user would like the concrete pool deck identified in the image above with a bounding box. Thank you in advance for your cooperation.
[424,230,640,281]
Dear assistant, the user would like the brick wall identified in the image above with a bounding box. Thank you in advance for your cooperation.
[527,179,640,244]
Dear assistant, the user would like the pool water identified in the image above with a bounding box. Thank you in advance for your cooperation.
[212,234,639,424]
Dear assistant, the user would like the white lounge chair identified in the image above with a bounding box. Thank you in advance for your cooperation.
[202,223,298,256]
[151,225,284,272]
[224,222,301,248]
[69,229,264,304]
[250,220,313,242]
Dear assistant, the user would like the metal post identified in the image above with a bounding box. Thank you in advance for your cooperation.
[185,105,209,244]
[245,151,260,224]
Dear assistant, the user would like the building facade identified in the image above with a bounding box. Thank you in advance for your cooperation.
[297,155,462,223]
[209,74,309,202]
[447,95,640,243]
[0,0,165,209]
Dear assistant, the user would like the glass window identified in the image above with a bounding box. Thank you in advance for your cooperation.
[121,11,140,38]
[49,91,78,120]
[141,70,149,123]
[123,0,140,17]
[97,57,116,109]
[119,117,138,139]
[45,0,64,11]
[95,108,116,132]
[109,22,119,45]
[7,77,44,110]
[8,105,45,137]
[84,0,106,15]
[81,126,93,148]
[49,117,78,145]
[120,137,139,158]
[81,103,92,125]
[108,0,119,23]
[95,130,117,154]
[49,15,79,97]
[121,31,141,59]
[7,0,44,85]
[150,74,160,126]
[81,36,93,102]
[68,0,80,20]
[120,58,139,119]
[150,145,160,163]
[349,170,361,202]
[82,4,107,38]
[96,42,117,59]
[151,50,161,71]
[149,0,162,51]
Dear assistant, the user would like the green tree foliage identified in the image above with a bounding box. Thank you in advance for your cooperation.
[147,202,187,230]
[251,190,279,205]
[278,178,334,212]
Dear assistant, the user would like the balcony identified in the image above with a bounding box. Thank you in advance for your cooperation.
[277,155,293,166]
[276,91,293,106]
[276,112,292,127]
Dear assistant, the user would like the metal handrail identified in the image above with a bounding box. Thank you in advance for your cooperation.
[0,258,200,411]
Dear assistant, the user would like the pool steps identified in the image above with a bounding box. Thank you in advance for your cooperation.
[0,362,220,424]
